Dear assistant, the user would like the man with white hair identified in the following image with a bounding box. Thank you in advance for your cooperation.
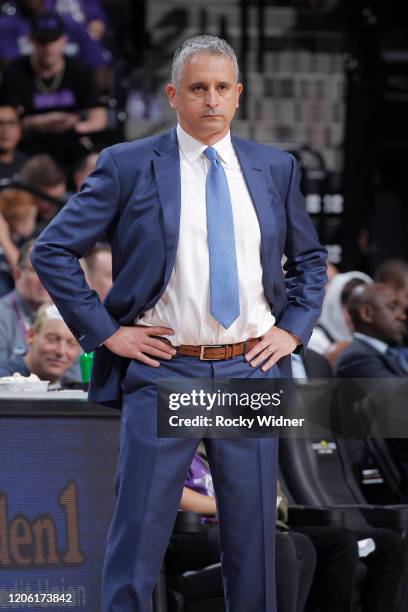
[0,303,79,386]
[31,35,327,611]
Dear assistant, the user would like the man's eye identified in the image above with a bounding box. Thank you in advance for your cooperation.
[193,86,205,92]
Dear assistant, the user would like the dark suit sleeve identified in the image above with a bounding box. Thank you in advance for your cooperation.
[277,154,328,350]
[335,352,400,378]
[31,148,121,352]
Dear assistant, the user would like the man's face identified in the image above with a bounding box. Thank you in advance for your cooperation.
[27,319,79,382]
[16,259,50,310]
[166,52,242,144]
[365,287,407,344]
[0,107,22,154]
[36,181,66,222]
[31,35,67,70]
[395,282,408,311]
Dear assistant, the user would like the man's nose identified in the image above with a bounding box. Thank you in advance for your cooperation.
[205,88,219,108]
[54,342,64,357]
[397,307,407,322]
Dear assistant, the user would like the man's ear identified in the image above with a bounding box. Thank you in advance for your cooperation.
[165,84,177,110]
[26,327,35,346]
[236,82,243,108]
[358,303,373,324]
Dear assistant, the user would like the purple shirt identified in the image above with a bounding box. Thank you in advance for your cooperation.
[0,13,110,68]
[44,0,108,27]
[185,455,214,498]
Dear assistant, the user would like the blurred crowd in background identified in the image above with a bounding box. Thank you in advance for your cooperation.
[1,2,408,611]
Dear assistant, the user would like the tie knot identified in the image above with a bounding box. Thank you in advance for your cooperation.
[204,146,218,162]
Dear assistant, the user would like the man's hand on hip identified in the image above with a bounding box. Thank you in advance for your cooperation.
[103,325,176,367]
[245,326,298,372]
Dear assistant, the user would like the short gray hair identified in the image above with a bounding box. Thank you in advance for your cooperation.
[171,35,239,87]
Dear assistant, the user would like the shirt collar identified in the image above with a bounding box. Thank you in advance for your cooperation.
[354,332,389,354]
[176,123,235,165]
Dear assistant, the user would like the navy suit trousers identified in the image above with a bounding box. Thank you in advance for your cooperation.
[101,353,290,612]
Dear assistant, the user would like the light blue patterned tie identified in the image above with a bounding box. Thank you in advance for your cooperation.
[204,146,240,329]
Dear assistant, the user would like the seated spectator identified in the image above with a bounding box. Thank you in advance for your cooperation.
[375,258,408,344]
[292,348,408,612]
[335,283,408,378]
[308,271,372,366]
[80,243,112,302]
[0,189,37,295]
[44,0,108,41]
[0,105,27,180]
[20,154,67,227]
[72,150,98,191]
[375,259,408,307]
[0,12,108,165]
[170,451,316,612]
[0,302,79,388]
[177,449,408,612]
[0,0,110,69]
[0,238,50,361]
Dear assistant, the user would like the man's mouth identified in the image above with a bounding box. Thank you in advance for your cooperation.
[46,358,65,367]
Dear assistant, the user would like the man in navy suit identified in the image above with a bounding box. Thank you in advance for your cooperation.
[335,283,408,378]
[32,36,327,612]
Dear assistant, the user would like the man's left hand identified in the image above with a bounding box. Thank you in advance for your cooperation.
[245,326,298,372]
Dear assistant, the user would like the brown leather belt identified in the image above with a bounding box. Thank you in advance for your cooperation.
[176,337,261,361]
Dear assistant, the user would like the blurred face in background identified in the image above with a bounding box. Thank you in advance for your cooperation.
[364,286,407,345]
[31,35,67,71]
[26,318,79,382]
[394,282,408,311]
[15,253,50,311]
[0,107,22,156]
[0,190,37,239]
[36,181,66,222]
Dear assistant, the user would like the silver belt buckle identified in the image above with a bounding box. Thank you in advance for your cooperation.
[199,344,223,360]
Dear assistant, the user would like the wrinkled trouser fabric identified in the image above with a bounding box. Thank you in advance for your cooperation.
[101,353,290,612]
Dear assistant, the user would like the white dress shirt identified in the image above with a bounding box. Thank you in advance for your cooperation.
[139,124,275,345]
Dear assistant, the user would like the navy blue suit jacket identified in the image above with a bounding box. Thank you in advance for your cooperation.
[31,127,327,407]
[335,338,406,378]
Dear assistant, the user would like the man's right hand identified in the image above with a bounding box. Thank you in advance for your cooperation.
[103,325,176,367]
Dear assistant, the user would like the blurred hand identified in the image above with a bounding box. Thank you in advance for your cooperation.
[245,326,298,372]
[104,325,176,367]
[46,112,80,133]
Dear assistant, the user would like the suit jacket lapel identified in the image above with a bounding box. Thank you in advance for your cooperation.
[382,351,407,376]
[232,137,277,266]
[152,131,278,296]
[153,127,181,289]
[356,339,407,376]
